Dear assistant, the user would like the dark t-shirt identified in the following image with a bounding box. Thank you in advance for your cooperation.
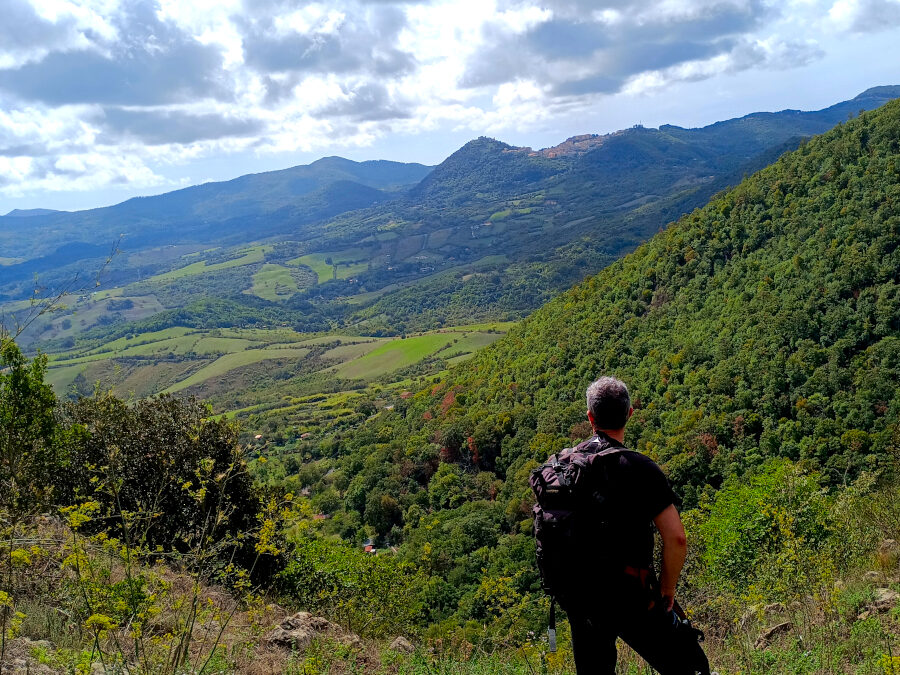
[579,434,679,569]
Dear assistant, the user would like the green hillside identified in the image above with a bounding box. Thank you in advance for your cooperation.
[4,98,900,675]
[253,98,900,665]
[352,97,900,505]
[7,88,898,353]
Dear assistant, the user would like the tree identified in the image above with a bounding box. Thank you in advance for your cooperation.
[0,341,64,519]
[58,394,261,556]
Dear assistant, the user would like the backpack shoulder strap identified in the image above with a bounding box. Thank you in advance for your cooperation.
[595,446,626,458]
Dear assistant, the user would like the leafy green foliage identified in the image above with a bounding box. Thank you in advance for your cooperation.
[278,537,423,638]
[0,341,67,517]
[695,460,832,594]
[285,99,900,634]
[59,394,260,556]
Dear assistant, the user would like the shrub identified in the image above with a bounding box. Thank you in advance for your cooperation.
[278,537,423,637]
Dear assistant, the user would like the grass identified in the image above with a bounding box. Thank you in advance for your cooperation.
[191,337,259,354]
[344,256,510,305]
[395,234,427,260]
[90,287,125,300]
[44,363,86,392]
[329,333,463,380]
[440,321,517,332]
[75,327,196,357]
[294,335,369,347]
[319,340,387,363]
[163,347,311,393]
[115,360,214,399]
[209,328,311,342]
[289,254,334,283]
[144,245,272,282]
[111,335,200,357]
[41,324,510,413]
[329,248,371,264]
[246,264,301,301]
[51,335,200,365]
[336,262,368,279]
[426,228,453,248]
[288,251,371,283]
[42,294,165,343]
[433,331,504,358]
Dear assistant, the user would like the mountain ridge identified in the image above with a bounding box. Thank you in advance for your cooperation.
[6,86,900,352]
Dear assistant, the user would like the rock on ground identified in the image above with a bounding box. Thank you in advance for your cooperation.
[755,621,793,650]
[266,612,361,653]
[858,587,900,620]
[0,638,57,674]
[389,636,415,653]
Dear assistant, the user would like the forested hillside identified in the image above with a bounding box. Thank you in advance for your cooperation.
[338,97,900,511]
[262,97,900,652]
[6,88,898,357]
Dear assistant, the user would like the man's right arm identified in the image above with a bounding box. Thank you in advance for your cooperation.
[653,504,687,612]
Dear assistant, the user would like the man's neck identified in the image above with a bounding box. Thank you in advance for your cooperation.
[594,427,626,444]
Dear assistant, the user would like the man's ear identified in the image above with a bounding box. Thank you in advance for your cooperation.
[587,410,595,427]
[628,407,634,419]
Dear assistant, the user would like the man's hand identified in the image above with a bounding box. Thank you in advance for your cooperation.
[648,594,675,612]
[653,504,687,613]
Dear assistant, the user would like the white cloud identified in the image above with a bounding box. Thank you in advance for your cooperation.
[0,0,894,201]
[828,0,900,32]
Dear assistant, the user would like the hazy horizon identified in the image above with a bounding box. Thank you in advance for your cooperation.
[2,0,899,213]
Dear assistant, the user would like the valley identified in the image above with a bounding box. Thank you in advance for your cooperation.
[6,88,899,359]
[40,317,511,449]
[4,86,898,466]
[3,89,900,675]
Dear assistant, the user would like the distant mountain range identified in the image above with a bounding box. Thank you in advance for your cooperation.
[4,208,62,217]
[306,90,900,644]
[0,157,433,262]
[2,86,898,336]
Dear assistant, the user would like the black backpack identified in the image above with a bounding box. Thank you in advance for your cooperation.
[529,436,626,599]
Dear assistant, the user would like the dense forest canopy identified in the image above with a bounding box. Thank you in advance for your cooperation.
[352,96,900,506]
[256,99,900,630]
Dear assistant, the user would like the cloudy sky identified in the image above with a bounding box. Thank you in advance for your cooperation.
[1,0,899,213]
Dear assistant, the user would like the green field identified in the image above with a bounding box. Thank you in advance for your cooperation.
[433,331,504,357]
[319,340,386,363]
[144,245,271,282]
[208,328,310,342]
[288,254,333,283]
[191,337,259,354]
[329,332,463,380]
[40,323,514,419]
[344,255,510,305]
[336,262,368,279]
[76,327,196,357]
[48,330,256,367]
[90,287,125,300]
[44,363,86,392]
[245,264,300,301]
[163,347,311,393]
[293,335,367,347]
[443,321,518,332]
[287,251,370,284]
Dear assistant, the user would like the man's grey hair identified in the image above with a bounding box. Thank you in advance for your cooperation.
[586,376,631,431]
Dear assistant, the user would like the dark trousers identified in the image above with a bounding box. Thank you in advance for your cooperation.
[559,579,710,674]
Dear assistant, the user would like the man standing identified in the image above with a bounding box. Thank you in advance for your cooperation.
[531,376,709,674]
